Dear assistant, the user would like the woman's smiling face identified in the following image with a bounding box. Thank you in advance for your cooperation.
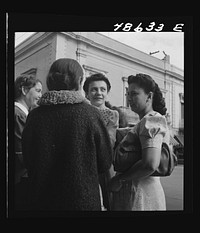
[87,80,108,108]
[25,81,43,108]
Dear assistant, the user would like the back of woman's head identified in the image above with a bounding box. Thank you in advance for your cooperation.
[15,74,42,100]
[83,73,111,94]
[128,73,167,115]
[46,58,83,91]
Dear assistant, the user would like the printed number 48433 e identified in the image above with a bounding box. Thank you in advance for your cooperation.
[114,22,184,32]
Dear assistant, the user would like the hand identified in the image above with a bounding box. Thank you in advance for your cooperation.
[107,175,123,192]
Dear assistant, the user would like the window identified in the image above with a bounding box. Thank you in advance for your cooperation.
[181,103,184,120]
[21,68,37,77]
[82,65,108,78]
[179,93,184,128]
[179,93,184,119]
[125,87,130,108]
[179,93,184,103]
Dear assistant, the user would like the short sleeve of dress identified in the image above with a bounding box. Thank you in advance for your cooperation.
[138,113,167,150]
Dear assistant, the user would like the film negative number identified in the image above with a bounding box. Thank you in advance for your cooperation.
[114,22,184,32]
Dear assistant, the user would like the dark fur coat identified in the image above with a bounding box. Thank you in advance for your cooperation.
[22,90,112,211]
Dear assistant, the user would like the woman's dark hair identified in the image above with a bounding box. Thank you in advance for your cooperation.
[46,58,83,91]
[83,73,111,94]
[15,74,42,100]
[128,73,167,115]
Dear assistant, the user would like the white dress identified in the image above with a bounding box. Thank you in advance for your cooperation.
[112,111,169,211]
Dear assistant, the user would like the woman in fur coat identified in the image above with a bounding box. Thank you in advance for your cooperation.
[22,58,112,212]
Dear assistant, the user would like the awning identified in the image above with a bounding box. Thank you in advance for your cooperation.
[170,135,180,146]
[174,135,184,146]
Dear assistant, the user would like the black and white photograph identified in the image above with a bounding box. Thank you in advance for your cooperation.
[6,14,193,218]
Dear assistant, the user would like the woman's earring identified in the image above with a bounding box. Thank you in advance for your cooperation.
[147,92,153,102]
[21,86,27,96]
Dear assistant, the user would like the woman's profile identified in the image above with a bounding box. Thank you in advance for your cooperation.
[108,73,169,211]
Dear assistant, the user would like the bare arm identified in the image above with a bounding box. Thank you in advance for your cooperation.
[118,147,161,181]
[108,147,161,192]
[108,113,167,192]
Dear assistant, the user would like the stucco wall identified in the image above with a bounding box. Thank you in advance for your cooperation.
[15,33,57,91]
[15,32,184,131]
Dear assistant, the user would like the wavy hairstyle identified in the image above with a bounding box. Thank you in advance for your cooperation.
[128,73,167,115]
[46,58,83,91]
[83,73,111,94]
[15,74,42,100]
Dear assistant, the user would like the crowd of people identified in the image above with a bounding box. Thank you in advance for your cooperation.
[14,58,171,214]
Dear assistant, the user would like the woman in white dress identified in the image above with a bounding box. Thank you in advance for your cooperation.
[108,73,169,211]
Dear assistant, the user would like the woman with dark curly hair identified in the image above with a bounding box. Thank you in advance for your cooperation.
[108,73,170,211]
[83,73,119,148]
[83,73,119,211]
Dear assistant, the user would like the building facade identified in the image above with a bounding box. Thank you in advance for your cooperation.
[15,32,184,138]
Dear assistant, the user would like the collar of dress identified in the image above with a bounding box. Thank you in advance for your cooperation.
[95,106,114,126]
[37,90,89,105]
[14,102,29,116]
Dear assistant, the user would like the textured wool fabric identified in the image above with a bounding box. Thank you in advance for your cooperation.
[22,90,112,211]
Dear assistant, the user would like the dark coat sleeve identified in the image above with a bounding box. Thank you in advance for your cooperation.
[21,112,35,173]
[14,110,27,178]
[15,111,27,153]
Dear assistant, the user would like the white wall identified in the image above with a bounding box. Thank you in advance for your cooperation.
[15,33,57,92]
[15,32,184,131]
